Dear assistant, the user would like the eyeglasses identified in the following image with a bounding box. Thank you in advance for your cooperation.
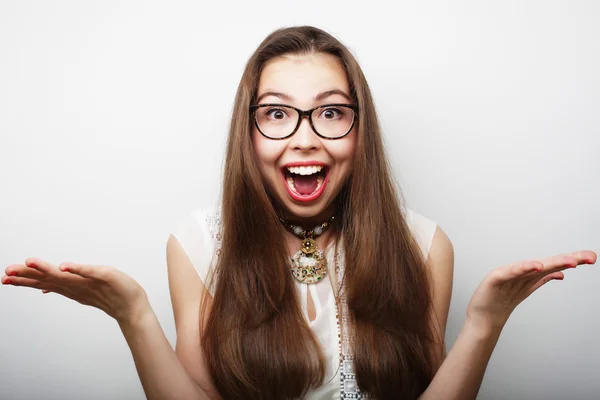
[249,103,358,140]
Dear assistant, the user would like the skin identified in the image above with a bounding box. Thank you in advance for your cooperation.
[1,52,597,400]
[252,52,357,260]
[252,52,356,230]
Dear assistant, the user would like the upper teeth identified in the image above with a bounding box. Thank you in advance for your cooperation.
[287,166,323,175]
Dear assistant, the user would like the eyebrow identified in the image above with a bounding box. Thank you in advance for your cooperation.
[255,89,352,104]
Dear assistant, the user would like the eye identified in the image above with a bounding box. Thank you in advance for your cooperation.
[319,107,344,120]
[265,108,290,120]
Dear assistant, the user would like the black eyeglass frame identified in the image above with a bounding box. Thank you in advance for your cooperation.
[249,103,358,140]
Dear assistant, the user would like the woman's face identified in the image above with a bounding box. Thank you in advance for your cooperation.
[252,52,357,223]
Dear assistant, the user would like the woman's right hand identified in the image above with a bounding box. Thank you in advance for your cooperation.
[2,258,150,324]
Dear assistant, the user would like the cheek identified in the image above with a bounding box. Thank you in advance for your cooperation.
[330,136,356,164]
[327,135,356,183]
[252,130,285,170]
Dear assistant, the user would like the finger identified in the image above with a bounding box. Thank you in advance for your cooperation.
[537,250,597,272]
[3,276,66,298]
[564,250,597,265]
[546,271,565,280]
[527,271,565,295]
[60,263,109,281]
[24,258,59,275]
[518,254,585,287]
[2,275,46,290]
[497,251,596,285]
[525,255,579,281]
[4,265,47,281]
[23,259,84,285]
[509,260,544,279]
[490,260,542,285]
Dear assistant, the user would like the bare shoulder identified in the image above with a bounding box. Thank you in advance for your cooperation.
[166,235,222,399]
[427,225,454,276]
[424,225,454,366]
[166,235,210,327]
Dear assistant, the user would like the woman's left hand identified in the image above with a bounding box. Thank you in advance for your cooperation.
[466,250,597,332]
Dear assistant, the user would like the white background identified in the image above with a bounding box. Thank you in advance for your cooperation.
[1,1,599,399]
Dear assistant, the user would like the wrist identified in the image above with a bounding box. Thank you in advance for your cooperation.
[464,313,505,341]
[116,296,153,330]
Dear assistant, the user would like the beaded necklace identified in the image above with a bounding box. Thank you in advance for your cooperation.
[280,215,335,284]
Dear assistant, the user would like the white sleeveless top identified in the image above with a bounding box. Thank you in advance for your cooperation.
[171,205,437,399]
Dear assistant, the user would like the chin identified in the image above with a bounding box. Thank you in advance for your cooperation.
[285,202,327,218]
[275,194,338,224]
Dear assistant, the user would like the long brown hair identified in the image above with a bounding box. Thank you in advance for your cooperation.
[201,26,440,399]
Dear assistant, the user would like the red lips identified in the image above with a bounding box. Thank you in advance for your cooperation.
[281,161,330,203]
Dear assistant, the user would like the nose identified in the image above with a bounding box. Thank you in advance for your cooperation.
[288,114,321,152]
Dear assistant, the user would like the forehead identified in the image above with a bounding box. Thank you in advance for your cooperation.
[257,53,350,102]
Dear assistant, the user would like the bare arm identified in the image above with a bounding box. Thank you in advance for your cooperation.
[418,317,499,400]
[2,245,217,399]
[118,304,211,400]
[418,227,594,400]
[416,226,499,400]
[116,234,221,400]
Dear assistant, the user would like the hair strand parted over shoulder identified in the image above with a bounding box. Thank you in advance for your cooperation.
[201,25,441,399]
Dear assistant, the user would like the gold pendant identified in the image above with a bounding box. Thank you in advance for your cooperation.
[301,238,316,254]
[290,248,328,284]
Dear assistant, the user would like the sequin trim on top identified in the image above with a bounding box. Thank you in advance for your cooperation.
[205,207,223,256]
[204,207,223,293]
[335,244,373,399]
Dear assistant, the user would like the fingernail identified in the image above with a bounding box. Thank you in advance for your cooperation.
[2,279,12,284]
[7,271,17,276]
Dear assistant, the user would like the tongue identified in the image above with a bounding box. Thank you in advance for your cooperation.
[293,175,319,195]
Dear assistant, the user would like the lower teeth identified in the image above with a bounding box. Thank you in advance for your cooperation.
[286,175,323,195]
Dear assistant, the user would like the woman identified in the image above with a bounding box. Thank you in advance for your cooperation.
[2,26,596,400]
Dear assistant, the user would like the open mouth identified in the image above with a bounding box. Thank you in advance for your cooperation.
[282,165,329,201]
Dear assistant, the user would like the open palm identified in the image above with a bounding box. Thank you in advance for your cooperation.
[2,258,148,323]
[467,250,597,330]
